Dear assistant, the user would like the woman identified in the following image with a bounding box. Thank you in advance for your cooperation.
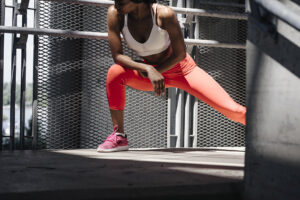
[97,0,246,152]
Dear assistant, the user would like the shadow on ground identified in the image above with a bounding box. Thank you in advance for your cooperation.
[0,149,244,200]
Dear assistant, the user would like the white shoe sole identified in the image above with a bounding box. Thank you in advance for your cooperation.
[97,145,129,153]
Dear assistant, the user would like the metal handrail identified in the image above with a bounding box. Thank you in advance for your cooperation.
[0,26,246,49]
[254,0,300,31]
[172,6,247,20]
[0,26,108,39]
[41,0,248,20]
[185,38,245,49]
[0,0,247,151]
[197,0,245,8]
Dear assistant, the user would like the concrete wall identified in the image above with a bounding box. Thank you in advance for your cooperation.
[244,0,300,199]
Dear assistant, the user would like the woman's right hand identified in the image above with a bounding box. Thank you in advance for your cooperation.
[145,66,165,97]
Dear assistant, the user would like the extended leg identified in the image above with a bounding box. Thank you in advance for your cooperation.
[169,67,246,125]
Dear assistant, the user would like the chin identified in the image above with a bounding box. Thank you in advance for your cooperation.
[120,10,130,14]
[117,9,126,14]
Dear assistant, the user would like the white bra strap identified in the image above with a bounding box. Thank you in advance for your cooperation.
[152,3,158,24]
[126,5,156,26]
[124,14,128,27]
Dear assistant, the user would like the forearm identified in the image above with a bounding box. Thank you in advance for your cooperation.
[114,54,150,72]
[155,53,186,74]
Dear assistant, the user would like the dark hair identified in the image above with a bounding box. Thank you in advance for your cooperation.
[130,0,157,3]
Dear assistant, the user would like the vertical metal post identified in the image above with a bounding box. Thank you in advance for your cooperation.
[167,91,173,147]
[32,0,38,150]
[168,0,190,148]
[169,0,174,7]
[0,0,5,151]
[19,47,26,149]
[32,34,38,149]
[167,88,177,148]
[167,0,174,148]
[167,0,178,148]
[192,0,199,148]
[183,0,194,148]
[175,0,185,148]
[19,0,29,149]
[9,0,18,150]
[177,0,184,28]
[9,45,16,150]
[175,89,185,147]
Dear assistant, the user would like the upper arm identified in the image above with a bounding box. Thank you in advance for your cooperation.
[159,6,186,58]
[107,5,123,60]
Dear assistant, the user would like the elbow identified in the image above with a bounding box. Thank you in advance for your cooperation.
[113,56,118,64]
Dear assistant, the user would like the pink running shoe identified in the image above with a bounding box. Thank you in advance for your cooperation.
[97,126,129,152]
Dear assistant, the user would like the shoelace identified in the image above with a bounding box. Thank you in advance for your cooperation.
[105,125,119,144]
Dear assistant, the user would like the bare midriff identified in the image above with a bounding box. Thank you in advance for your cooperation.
[141,45,173,65]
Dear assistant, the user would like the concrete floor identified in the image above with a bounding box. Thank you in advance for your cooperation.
[0,147,245,200]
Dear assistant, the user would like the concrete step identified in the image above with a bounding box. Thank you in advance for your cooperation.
[0,148,245,200]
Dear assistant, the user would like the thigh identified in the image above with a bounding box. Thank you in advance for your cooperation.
[125,69,154,92]
[169,67,240,111]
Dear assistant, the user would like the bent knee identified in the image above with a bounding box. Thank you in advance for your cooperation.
[107,64,127,83]
[107,64,126,77]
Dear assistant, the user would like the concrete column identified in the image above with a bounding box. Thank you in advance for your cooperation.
[38,2,83,149]
[244,0,300,199]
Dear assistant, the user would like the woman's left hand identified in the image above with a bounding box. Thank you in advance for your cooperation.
[146,66,165,97]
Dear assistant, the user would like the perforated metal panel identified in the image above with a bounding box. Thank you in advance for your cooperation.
[80,38,168,149]
[36,0,246,149]
[195,47,246,147]
[189,0,247,147]
[197,17,246,44]
[165,0,247,148]
[37,0,169,149]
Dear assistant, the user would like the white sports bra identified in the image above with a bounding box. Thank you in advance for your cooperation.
[121,3,171,57]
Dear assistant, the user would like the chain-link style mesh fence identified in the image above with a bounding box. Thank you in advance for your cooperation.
[193,1,246,147]
[196,17,247,44]
[195,47,246,147]
[198,2,245,13]
[37,0,169,149]
[36,0,246,149]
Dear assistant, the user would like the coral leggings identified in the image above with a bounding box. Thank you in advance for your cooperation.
[106,53,246,125]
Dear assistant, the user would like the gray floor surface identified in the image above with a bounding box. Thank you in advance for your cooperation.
[0,147,245,200]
